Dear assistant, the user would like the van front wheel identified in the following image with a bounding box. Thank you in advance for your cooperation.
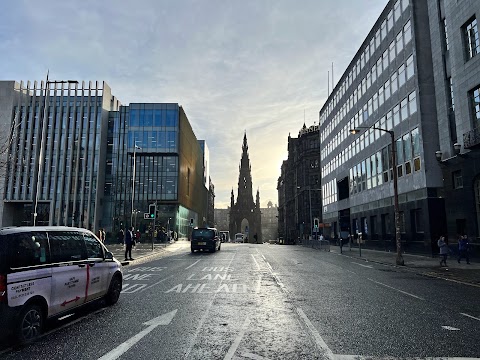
[105,274,122,305]
[15,304,44,344]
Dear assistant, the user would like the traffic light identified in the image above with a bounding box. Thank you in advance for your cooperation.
[149,204,156,219]
[313,218,319,229]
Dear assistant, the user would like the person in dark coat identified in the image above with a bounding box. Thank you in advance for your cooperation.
[124,226,134,261]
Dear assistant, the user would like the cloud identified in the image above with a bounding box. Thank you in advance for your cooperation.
[1,0,387,208]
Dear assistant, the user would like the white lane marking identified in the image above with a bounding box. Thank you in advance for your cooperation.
[57,313,75,321]
[224,316,251,360]
[184,252,237,358]
[351,262,373,269]
[251,254,261,270]
[261,254,266,261]
[264,261,286,292]
[442,326,460,331]
[185,259,201,270]
[296,308,334,360]
[242,351,270,360]
[98,310,177,360]
[140,274,174,292]
[460,313,480,321]
[367,278,425,301]
[256,275,262,293]
[345,269,356,275]
[121,284,147,293]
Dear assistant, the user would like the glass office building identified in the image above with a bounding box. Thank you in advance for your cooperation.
[104,103,207,239]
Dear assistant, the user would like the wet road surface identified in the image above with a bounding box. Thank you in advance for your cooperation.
[1,242,480,359]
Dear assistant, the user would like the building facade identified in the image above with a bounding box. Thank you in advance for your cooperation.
[319,0,446,254]
[261,201,278,241]
[0,82,212,239]
[277,124,321,243]
[1,80,120,231]
[214,208,230,232]
[428,0,480,248]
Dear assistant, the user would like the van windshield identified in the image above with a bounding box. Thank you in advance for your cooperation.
[192,229,215,239]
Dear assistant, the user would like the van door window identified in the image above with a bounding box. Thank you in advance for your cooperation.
[49,232,88,263]
[7,232,50,269]
[84,234,104,259]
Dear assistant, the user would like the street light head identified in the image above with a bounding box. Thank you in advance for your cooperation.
[350,129,360,135]
[67,80,79,84]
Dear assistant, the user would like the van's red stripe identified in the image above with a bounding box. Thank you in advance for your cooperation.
[84,264,90,303]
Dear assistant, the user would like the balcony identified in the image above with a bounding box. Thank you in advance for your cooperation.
[463,126,480,149]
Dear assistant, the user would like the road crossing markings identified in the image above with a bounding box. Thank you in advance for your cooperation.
[460,312,480,322]
[121,284,147,293]
[296,308,334,360]
[441,326,460,331]
[224,316,251,360]
[185,259,201,270]
[352,262,373,269]
[367,278,425,301]
[97,310,177,360]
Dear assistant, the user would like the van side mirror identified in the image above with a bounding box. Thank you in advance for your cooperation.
[105,251,114,260]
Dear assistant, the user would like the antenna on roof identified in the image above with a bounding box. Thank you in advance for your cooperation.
[332,62,334,91]
[327,71,330,95]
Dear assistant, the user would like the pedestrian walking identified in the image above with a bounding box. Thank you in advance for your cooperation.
[437,235,448,267]
[457,235,470,264]
[124,226,135,261]
[98,228,106,243]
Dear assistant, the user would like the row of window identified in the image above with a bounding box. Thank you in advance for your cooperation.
[322,90,417,178]
[127,130,178,151]
[322,127,420,206]
[129,109,178,128]
[321,0,410,123]
[322,56,415,163]
[351,208,424,236]
[321,42,415,155]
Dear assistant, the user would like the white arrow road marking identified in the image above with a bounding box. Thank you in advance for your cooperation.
[460,313,480,321]
[352,262,373,269]
[442,326,460,331]
[367,278,425,301]
[97,310,178,360]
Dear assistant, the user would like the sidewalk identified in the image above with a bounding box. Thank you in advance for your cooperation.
[325,244,480,287]
[105,240,177,266]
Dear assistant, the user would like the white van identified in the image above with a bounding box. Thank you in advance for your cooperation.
[0,226,123,344]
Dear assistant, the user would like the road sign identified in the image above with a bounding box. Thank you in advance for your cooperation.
[144,213,150,219]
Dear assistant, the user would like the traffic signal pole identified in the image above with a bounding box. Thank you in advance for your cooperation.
[152,202,156,251]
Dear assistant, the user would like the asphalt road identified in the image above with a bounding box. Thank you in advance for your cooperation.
[1,242,480,359]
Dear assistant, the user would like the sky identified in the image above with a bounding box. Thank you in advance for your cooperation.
[1,0,387,209]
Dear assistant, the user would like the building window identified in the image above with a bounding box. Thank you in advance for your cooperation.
[453,170,463,189]
[443,18,449,51]
[406,55,414,79]
[448,77,455,112]
[471,85,480,121]
[464,17,479,60]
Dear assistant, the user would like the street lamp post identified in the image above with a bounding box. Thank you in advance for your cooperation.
[350,126,404,266]
[131,142,141,227]
[33,72,78,226]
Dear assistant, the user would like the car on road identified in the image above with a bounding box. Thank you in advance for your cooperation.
[0,226,123,344]
[191,227,221,253]
[235,233,244,243]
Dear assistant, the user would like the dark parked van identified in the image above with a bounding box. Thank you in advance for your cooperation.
[0,226,123,344]
[191,227,221,253]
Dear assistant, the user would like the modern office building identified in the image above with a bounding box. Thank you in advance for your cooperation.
[104,103,208,239]
[277,124,321,243]
[0,82,212,239]
[319,0,445,253]
[427,0,480,247]
[0,80,120,230]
